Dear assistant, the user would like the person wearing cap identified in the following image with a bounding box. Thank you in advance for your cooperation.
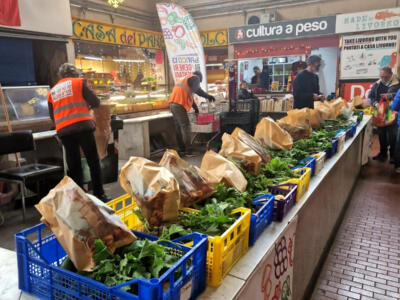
[293,55,325,109]
[169,71,215,156]
[47,63,110,202]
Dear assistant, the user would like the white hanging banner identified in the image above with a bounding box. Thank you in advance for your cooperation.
[156,3,207,91]
[238,216,298,300]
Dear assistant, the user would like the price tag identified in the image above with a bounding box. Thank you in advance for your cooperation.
[180,279,193,300]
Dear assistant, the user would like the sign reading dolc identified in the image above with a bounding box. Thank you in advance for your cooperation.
[200,30,228,47]
[229,16,336,44]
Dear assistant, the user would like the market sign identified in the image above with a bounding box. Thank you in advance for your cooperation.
[229,16,336,44]
[200,29,228,47]
[340,32,399,80]
[72,19,164,50]
[336,8,400,34]
[341,82,374,101]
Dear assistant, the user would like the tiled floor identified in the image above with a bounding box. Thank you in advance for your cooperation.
[312,145,400,299]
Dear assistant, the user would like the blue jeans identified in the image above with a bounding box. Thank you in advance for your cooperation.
[396,125,400,167]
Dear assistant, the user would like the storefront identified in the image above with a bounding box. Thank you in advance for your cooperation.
[229,16,339,100]
[336,8,400,103]
[201,29,229,100]
[72,19,169,117]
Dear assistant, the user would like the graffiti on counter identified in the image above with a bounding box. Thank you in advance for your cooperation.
[274,236,288,279]
[72,19,163,50]
[261,264,273,300]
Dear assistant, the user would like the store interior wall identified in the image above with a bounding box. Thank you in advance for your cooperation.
[311,47,339,96]
[32,41,68,87]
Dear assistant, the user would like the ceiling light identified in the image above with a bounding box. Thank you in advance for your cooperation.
[206,63,224,67]
[82,56,102,61]
[113,59,145,63]
[108,0,124,8]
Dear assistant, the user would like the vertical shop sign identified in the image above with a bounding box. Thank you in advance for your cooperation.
[336,8,400,33]
[238,217,298,300]
[157,3,207,90]
[340,32,399,80]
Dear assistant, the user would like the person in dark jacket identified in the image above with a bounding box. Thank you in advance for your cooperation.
[251,66,261,85]
[368,66,400,162]
[238,81,256,99]
[293,55,325,109]
[259,65,269,90]
[47,63,110,202]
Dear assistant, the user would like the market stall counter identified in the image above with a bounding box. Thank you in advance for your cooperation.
[3,115,371,300]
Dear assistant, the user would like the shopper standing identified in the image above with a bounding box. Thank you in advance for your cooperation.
[259,65,270,90]
[293,55,325,109]
[391,88,400,173]
[169,71,215,156]
[47,63,110,202]
[251,66,261,85]
[368,67,400,162]
[238,81,257,100]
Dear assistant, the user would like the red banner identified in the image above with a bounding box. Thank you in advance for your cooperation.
[341,82,374,101]
[0,0,21,27]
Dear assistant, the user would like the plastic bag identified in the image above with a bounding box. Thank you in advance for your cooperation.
[254,117,293,150]
[373,97,397,127]
[232,127,271,163]
[35,176,136,271]
[277,109,312,141]
[159,149,215,208]
[219,133,263,175]
[120,157,180,226]
[201,150,247,192]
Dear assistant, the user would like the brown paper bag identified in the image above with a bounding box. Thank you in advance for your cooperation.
[352,95,363,108]
[200,150,247,192]
[219,133,262,175]
[194,166,220,188]
[92,104,112,160]
[277,109,312,141]
[159,149,215,208]
[329,98,347,118]
[254,117,293,150]
[232,127,271,163]
[309,109,322,129]
[120,157,180,226]
[35,176,136,271]
[314,101,335,120]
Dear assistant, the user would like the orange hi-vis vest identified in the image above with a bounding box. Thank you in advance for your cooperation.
[169,75,196,111]
[48,77,94,132]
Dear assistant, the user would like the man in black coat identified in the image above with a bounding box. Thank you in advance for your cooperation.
[293,55,325,109]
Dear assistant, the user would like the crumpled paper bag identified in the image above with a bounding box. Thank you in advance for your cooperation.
[309,109,322,129]
[120,157,180,226]
[232,127,271,163]
[314,101,335,120]
[277,109,312,141]
[219,133,262,175]
[92,104,112,160]
[35,176,136,271]
[200,150,247,192]
[159,149,215,208]
[254,117,293,150]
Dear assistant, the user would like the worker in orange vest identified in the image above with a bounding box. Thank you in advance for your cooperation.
[47,63,110,202]
[169,71,215,156]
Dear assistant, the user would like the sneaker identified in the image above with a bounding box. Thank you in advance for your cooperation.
[395,167,400,174]
[96,194,112,203]
[372,153,388,161]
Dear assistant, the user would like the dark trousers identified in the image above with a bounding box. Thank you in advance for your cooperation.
[170,103,191,152]
[395,126,400,167]
[377,124,397,158]
[60,130,104,197]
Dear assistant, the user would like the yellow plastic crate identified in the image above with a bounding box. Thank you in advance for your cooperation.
[181,207,251,287]
[106,194,144,232]
[311,151,326,175]
[283,167,311,201]
[108,196,251,287]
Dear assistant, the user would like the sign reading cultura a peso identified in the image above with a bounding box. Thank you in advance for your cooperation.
[229,16,336,44]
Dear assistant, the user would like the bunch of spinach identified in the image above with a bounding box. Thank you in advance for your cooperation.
[74,239,179,292]
[293,130,336,153]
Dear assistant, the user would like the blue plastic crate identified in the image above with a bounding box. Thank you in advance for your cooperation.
[249,194,274,246]
[15,223,208,300]
[298,156,317,177]
[326,138,338,159]
[346,124,357,139]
